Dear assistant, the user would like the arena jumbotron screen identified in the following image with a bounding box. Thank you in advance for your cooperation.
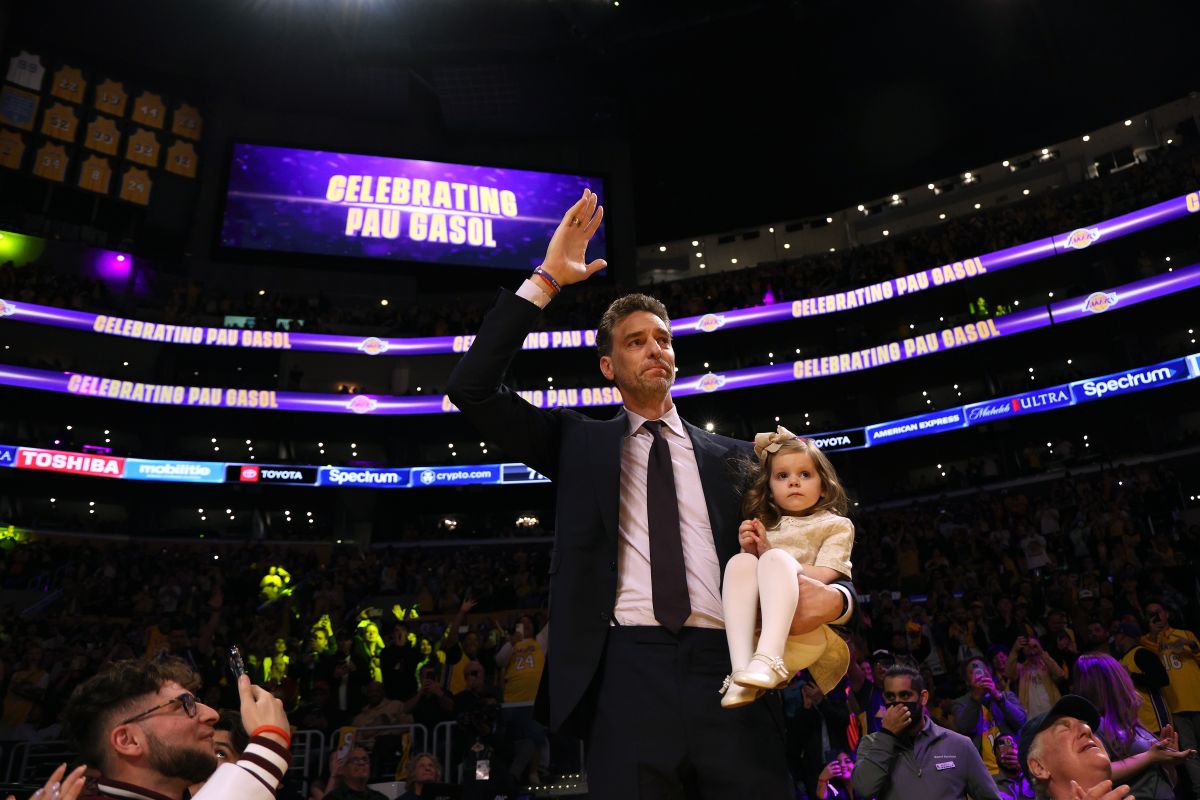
[218,142,606,270]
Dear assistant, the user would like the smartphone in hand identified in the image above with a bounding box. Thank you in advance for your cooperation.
[228,645,247,679]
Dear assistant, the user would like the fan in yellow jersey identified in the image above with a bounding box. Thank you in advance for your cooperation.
[441,597,492,695]
[495,614,548,785]
[1115,620,1171,733]
[1142,602,1200,797]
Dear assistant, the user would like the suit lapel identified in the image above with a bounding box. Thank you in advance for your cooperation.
[595,409,627,544]
[684,420,739,566]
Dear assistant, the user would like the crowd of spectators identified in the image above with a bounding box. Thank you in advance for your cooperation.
[0,449,1196,797]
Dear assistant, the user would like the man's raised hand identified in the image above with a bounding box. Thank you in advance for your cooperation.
[538,189,606,288]
[237,674,290,745]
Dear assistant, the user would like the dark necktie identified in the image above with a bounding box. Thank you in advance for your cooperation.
[644,420,690,633]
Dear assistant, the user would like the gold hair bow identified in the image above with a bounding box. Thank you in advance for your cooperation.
[753,425,800,463]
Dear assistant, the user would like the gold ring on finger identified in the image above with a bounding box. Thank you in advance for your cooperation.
[570,216,582,226]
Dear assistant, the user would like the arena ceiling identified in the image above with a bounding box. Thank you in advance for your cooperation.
[7,0,1198,242]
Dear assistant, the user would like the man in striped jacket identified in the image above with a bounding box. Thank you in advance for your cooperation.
[63,657,292,799]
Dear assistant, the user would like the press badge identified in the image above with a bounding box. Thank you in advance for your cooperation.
[935,761,956,770]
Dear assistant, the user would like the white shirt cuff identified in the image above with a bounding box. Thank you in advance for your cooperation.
[516,278,553,308]
[830,584,854,626]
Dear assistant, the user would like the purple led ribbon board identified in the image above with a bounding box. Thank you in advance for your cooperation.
[1,264,1196,415]
[4,353,1197,489]
[3,191,1196,355]
[219,143,606,271]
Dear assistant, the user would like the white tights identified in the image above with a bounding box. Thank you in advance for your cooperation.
[722,549,802,672]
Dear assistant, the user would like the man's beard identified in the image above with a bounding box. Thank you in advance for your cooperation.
[146,731,218,783]
[621,363,673,397]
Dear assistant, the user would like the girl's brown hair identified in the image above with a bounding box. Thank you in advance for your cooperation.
[740,437,848,528]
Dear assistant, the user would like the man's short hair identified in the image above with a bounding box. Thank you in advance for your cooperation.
[215,708,249,756]
[595,293,670,358]
[63,657,200,771]
[882,663,925,693]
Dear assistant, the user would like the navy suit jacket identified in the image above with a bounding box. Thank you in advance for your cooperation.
[446,290,752,733]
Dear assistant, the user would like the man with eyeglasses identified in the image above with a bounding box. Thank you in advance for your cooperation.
[62,656,291,799]
[311,747,387,800]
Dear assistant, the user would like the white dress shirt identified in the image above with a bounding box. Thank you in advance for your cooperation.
[614,405,724,629]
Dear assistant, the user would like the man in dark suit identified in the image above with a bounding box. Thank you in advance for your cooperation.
[446,189,853,799]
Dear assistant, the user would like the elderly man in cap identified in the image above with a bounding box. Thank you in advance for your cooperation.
[1018,695,1130,799]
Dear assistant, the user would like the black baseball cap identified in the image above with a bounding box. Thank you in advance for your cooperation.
[1018,695,1101,778]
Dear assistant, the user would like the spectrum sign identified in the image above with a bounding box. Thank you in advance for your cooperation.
[318,466,411,488]
[1070,359,1191,403]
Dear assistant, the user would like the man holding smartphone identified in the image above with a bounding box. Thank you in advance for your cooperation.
[62,656,292,800]
[952,657,1027,776]
[991,735,1035,800]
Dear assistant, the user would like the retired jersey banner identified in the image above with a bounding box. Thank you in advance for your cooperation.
[219,143,606,271]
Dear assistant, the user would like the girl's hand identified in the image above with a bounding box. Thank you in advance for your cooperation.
[750,519,771,555]
[737,520,758,554]
[738,519,771,555]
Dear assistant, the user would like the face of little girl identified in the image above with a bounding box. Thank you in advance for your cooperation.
[769,451,823,515]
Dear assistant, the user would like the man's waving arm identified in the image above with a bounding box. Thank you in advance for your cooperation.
[446,190,607,478]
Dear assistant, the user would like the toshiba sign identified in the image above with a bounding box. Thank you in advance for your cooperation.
[16,447,125,478]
